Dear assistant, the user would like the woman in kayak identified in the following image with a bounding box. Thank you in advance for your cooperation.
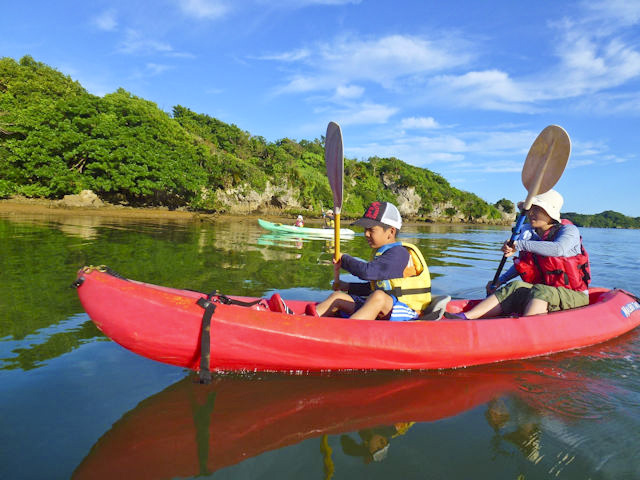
[315,201,432,321]
[294,215,304,227]
[447,189,590,319]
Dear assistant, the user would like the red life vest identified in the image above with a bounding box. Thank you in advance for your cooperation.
[513,219,591,291]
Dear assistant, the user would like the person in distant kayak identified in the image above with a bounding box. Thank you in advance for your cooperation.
[315,201,432,321]
[294,215,304,227]
[323,209,335,229]
[446,189,590,319]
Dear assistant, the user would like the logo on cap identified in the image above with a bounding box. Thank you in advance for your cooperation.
[365,202,382,220]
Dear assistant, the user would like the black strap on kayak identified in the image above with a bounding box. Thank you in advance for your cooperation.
[195,297,216,384]
[386,286,432,297]
[193,290,269,384]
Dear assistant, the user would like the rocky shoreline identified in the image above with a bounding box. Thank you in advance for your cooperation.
[0,193,513,227]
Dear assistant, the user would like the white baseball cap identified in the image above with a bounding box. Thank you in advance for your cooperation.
[352,201,402,230]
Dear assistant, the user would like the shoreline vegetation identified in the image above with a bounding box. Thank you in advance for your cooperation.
[1,55,638,228]
[0,197,492,227]
[1,198,637,231]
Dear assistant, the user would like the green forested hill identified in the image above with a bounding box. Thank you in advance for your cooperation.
[0,55,632,227]
[563,211,640,229]
[0,55,508,221]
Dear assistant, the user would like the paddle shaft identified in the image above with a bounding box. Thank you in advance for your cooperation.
[491,212,528,287]
[334,212,341,284]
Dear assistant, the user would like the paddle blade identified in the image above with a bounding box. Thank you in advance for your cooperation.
[521,125,570,198]
[324,121,344,213]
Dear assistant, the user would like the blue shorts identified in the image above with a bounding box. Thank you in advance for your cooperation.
[347,294,420,322]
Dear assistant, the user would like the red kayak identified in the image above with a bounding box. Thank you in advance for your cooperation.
[74,267,640,372]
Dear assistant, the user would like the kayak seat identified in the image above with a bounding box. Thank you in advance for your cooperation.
[268,293,293,314]
[418,295,451,321]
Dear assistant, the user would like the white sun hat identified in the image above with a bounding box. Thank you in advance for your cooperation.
[529,189,563,222]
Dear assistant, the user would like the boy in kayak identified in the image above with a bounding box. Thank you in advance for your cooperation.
[323,209,335,229]
[315,201,432,321]
[446,189,590,319]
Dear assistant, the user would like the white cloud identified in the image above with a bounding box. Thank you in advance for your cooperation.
[400,116,439,129]
[267,33,472,94]
[334,84,364,99]
[258,0,361,5]
[348,128,544,173]
[573,91,640,114]
[331,102,398,126]
[178,0,230,20]
[146,63,172,75]
[93,9,118,31]
[260,5,640,126]
[325,35,468,80]
[277,75,324,94]
[260,49,311,62]
[582,0,640,26]
[552,22,640,96]
[428,70,544,113]
[118,29,174,55]
[116,29,194,58]
[420,13,640,114]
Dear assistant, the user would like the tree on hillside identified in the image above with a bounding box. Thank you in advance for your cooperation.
[494,198,515,214]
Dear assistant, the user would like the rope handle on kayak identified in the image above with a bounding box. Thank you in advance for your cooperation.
[71,265,127,288]
[80,265,108,273]
[81,265,127,278]
[215,294,264,307]
[203,290,266,308]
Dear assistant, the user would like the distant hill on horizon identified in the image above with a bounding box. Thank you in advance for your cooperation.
[563,210,640,229]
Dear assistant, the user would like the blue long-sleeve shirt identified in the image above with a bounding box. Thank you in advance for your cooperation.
[340,242,409,296]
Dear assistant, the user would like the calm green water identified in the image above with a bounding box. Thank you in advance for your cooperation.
[1,212,639,479]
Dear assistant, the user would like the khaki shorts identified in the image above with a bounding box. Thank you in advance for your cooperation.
[495,281,589,316]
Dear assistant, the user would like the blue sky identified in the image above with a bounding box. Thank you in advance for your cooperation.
[2,0,639,216]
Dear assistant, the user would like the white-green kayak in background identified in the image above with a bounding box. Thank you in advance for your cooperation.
[258,219,355,237]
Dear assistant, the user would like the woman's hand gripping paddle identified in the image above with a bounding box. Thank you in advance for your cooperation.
[325,121,344,287]
[489,125,571,292]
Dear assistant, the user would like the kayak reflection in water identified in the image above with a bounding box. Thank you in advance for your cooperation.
[340,423,415,464]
